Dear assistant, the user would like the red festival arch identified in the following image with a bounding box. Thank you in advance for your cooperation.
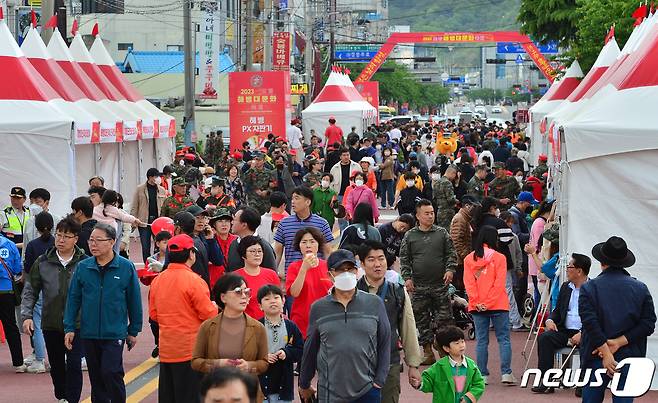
[355,31,556,83]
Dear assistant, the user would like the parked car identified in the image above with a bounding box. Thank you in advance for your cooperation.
[491,106,503,113]
[387,116,413,125]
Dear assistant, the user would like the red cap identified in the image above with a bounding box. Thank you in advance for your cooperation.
[167,234,195,252]
[538,154,548,162]
[175,150,185,157]
[232,152,243,160]
[184,153,196,161]
[289,149,297,156]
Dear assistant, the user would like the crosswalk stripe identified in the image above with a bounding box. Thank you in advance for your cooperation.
[80,358,158,403]
[126,377,159,402]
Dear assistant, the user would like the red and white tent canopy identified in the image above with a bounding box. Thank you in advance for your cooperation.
[301,70,377,141]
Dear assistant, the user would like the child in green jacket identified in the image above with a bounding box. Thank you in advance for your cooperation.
[412,326,486,403]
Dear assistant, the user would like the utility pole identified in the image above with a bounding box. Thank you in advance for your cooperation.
[245,0,254,71]
[329,0,336,65]
[304,0,314,107]
[183,0,196,146]
[40,0,53,43]
[263,0,273,71]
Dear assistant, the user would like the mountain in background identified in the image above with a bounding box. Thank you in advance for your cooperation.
[387,0,521,32]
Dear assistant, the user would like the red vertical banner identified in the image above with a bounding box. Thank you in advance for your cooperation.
[229,71,289,151]
[272,31,291,71]
[354,81,380,123]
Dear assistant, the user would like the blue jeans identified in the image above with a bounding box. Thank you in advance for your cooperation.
[582,359,633,403]
[265,394,292,403]
[351,386,381,403]
[380,179,395,207]
[33,293,46,360]
[472,311,512,376]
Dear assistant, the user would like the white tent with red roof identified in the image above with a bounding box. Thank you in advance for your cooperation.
[301,68,377,142]
[558,13,658,382]
[528,61,583,164]
[0,15,77,213]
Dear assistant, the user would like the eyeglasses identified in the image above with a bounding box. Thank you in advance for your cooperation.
[229,287,251,297]
[88,238,112,244]
[246,249,263,255]
[55,233,77,240]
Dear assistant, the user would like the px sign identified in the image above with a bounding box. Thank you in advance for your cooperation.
[521,357,656,397]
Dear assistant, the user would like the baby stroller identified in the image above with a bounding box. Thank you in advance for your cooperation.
[449,285,475,340]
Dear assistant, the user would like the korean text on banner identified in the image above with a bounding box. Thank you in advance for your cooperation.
[355,81,380,123]
[196,0,220,99]
[272,31,290,71]
[229,71,289,151]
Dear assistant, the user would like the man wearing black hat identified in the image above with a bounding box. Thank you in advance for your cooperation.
[579,236,656,402]
[1,186,29,249]
[299,249,391,403]
[131,168,167,263]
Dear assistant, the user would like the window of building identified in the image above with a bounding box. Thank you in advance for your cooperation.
[82,0,125,14]
[167,45,184,51]
[117,43,133,51]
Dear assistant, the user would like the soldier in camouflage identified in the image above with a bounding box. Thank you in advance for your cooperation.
[466,164,489,202]
[488,162,520,211]
[160,177,196,218]
[532,154,549,179]
[400,199,457,365]
[204,131,216,167]
[432,165,458,229]
[302,158,324,189]
[243,151,277,214]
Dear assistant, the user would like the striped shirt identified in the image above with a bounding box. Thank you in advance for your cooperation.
[274,213,334,271]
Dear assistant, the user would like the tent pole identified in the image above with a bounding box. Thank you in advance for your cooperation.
[118,142,124,195]
[94,143,101,177]
[138,139,144,185]
[69,126,77,202]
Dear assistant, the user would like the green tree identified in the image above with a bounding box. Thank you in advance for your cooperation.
[518,0,579,46]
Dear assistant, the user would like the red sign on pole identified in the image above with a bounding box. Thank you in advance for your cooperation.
[354,81,380,123]
[229,71,288,151]
[272,31,290,71]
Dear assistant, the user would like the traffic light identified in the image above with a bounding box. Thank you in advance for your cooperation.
[486,58,506,64]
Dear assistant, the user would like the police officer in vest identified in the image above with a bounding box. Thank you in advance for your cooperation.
[356,240,424,403]
[1,187,29,251]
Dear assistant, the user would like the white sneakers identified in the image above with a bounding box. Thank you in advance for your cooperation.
[81,357,88,371]
[23,352,36,366]
[14,364,28,373]
[26,359,47,374]
[501,373,518,384]
[482,375,488,385]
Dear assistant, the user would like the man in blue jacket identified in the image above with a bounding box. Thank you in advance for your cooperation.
[579,236,656,403]
[63,223,143,403]
[0,233,25,371]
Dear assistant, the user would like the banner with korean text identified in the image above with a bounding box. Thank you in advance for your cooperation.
[354,81,379,123]
[196,0,220,99]
[229,71,289,151]
[272,31,290,71]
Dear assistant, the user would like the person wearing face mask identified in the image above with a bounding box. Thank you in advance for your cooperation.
[344,172,379,223]
[198,178,236,210]
[22,188,62,260]
[396,172,424,216]
[311,173,338,230]
[299,249,391,403]
[394,161,423,201]
[131,168,168,264]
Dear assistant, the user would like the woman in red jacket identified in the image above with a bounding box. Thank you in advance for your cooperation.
[463,225,515,385]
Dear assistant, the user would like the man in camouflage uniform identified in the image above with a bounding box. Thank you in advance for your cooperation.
[302,159,324,189]
[400,199,457,365]
[488,161,520,211]
[243,151,277,215]
[204,131,216,167]
[467,164,488,202]
[532,154,549,178]
[432,165,458,229]
[160,177,195,218]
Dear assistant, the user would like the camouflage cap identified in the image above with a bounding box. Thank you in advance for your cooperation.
[209,207,233,223]
[543,224,559,244]
[493,162,506,170]
[172,177,188,186]
[252,150,265,159]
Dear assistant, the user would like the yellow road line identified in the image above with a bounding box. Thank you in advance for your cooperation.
[124,358,158,384]
[127,377,159,403]
[80,358,159,403]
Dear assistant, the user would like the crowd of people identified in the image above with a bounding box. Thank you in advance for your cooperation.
[0,114,654,403]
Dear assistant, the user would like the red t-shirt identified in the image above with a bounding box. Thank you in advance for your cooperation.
[324,124,344,146]
[234,267,281,320]
[285,259,332,338]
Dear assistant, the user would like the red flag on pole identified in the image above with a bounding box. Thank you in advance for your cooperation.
[44,14,58,29]
[604,25,615,44]
[91,22,99,37]
[71,19,78,35]
[31,9,37,27]
[0,6,4,21]
[632,4,648,26]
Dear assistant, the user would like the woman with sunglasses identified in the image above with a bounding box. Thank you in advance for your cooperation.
[234,236,281,320]
[192,273,268,401]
